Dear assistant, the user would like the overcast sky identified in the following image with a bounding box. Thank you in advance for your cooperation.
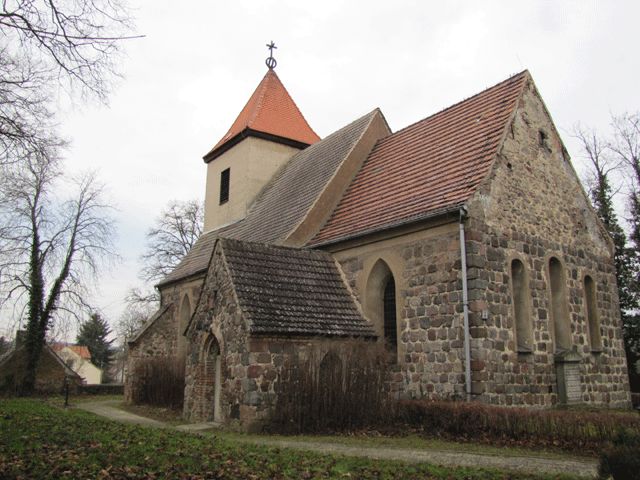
[2,1,638,340]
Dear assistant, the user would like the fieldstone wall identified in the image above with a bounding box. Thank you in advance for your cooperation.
[329,79,631,409]
[335,223,467,399]
[463,79,631,408]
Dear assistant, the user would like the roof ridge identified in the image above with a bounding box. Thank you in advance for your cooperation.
[389,70,529,140]
[220,236,328,257]
[267,70,319,141]
[246,70,270,127]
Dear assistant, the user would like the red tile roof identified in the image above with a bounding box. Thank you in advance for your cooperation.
[311,71,529,245]
[52,343,92,360]
[205,69,320,161]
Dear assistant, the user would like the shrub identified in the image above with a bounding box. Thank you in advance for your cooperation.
[599,445,640,480]
[270,341,392,434]
[397,399,640,452]
[131,356,184,409]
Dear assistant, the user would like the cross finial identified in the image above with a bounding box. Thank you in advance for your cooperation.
[265,41,277,69]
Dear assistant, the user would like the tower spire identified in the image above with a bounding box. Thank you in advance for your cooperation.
[265,41,277,69]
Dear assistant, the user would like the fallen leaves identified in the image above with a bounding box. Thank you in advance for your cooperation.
[0,399,567,480]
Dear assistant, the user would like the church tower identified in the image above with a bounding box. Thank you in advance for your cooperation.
[202,44,320,231]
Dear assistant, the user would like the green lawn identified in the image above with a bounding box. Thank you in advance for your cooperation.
[0,398,582,480]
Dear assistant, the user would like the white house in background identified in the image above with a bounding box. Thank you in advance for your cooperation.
[53,345,102,385]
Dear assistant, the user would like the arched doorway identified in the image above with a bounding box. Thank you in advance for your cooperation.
[201,336,222,422]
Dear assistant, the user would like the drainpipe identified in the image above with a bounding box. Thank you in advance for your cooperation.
[459,207,472,401]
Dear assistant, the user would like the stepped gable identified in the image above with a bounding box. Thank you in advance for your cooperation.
[311,71,529,245]
[158,110,380,287]
[220,238,375,337]
[204,69,320,162]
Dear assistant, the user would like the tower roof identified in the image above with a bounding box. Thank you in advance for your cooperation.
[204,69,320,162]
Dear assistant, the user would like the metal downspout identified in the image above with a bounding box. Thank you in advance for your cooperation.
[459,207,472,401]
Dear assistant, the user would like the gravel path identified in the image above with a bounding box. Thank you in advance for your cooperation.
[77,400,598,478]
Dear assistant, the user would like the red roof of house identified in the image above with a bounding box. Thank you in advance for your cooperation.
[52,343,92,360]
[205,69,320,161]
[311,71,529,245]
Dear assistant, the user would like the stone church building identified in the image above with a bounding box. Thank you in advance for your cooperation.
[125,63,632,427]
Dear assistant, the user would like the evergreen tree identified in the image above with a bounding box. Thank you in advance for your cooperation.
[591,171,638,313]
[76,313,115,373]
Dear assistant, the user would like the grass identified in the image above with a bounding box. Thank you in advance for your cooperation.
[217,431,592,462]
[106,397,595,461]
[43,393,125,407]
[0,398,583,480]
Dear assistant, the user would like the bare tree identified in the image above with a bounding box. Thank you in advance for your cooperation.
[140,200,204,284]
[0,0,137,165]
[0,51,63,166]
[573,124,619,200]
[573,124,637,313]
[117,300,153,343]
[610,113,640,248]
[0,149,116,393]
[121,200,203,319]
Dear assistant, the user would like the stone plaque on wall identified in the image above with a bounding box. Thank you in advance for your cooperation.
[555,349,582,405]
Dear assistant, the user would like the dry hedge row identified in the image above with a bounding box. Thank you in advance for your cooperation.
[131,356,184,409]
[269,343,639,453]
[270,342,391,433]
[396,399,640,451]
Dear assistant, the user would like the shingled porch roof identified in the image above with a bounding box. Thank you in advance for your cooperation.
[310,71,529,245]
[219,238,375,337]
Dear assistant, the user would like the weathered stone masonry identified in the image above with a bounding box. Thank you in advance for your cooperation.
[463,81,629,407]
[334,223,467,399]
[328,79,630,408]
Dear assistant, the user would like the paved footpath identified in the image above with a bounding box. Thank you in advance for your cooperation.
[77,400,598,478]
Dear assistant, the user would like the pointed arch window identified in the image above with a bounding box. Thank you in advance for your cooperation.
[383,276,397,351]
[177,295,192,357]
[511,259,533,353]
[584,275,602,352]
[365,259,398,361]
[549,257,572,353]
